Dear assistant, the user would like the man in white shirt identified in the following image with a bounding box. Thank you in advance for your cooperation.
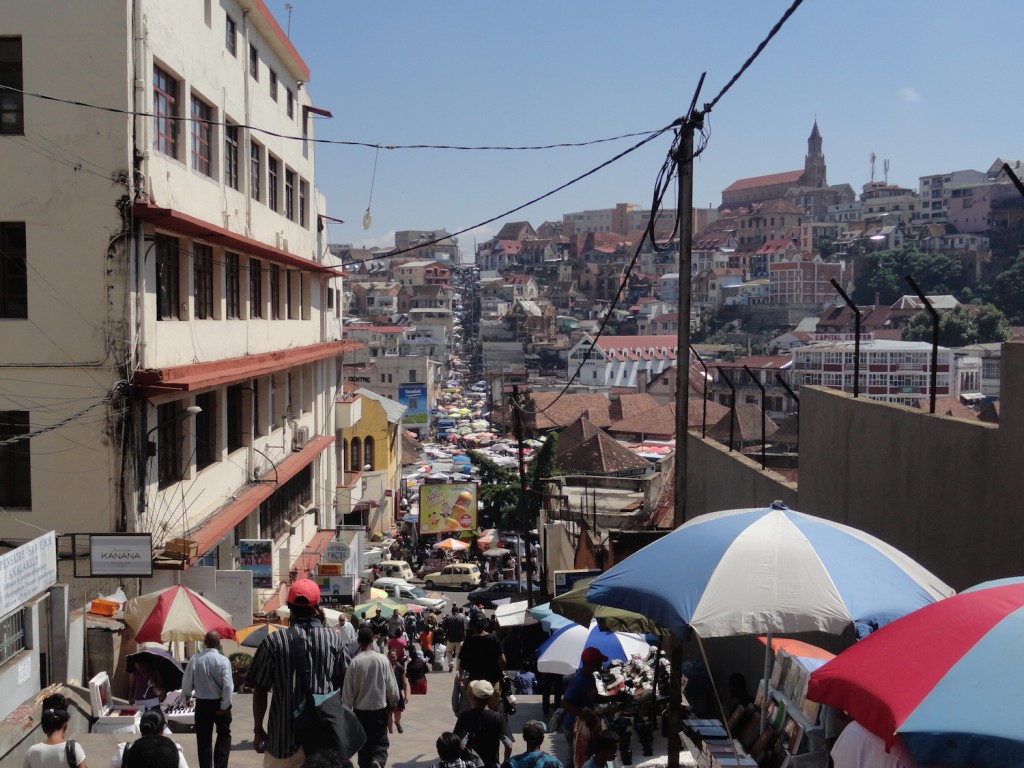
[342,625,400,768]
[337,612,359,655]
[182,630,234,768]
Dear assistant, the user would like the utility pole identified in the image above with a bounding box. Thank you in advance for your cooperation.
[668,76,705,768]
[510,385,535,607]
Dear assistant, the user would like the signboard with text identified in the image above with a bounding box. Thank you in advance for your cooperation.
[418,483,478,534]
[399,384,429,426]
[0,532,57,615]
[239,539,273,589]
[553,568,602,597]
[90,534,153,576]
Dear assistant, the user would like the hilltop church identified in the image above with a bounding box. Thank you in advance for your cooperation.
[720,121,854,220]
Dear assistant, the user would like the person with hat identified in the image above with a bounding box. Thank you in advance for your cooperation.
[248,579,350,768]
[453,680,514,768]
[560,647,619,768]
[507,720,563,768]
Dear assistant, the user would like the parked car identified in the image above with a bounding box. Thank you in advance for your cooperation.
[378,559,415,581]
[423,563,482,590]
[467,579,541,609]
[373,578,447,612]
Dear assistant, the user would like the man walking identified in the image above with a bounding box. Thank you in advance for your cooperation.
[442,606,468,672]
[182,630,233,768]
[249,579,349,767]
[343,625,400,768]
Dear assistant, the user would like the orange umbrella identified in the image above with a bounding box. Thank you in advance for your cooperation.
[433,537,469,551]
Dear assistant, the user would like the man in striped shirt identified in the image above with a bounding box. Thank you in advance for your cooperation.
[249,579,349,768]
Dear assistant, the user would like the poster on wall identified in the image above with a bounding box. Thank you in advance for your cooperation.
[239,539,273,589]
[399,384,429,427]
[90,534,153,576]
[418,483,478,534]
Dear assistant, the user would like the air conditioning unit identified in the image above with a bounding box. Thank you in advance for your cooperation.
[294,426,310,448]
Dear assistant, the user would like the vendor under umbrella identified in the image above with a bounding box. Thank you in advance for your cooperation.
[125,647,184,708]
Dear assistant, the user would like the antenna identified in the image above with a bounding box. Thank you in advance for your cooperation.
[869,152,876,183]
[884,159,890,185]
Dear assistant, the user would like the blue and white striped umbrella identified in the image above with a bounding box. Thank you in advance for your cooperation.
[588,504,954,639]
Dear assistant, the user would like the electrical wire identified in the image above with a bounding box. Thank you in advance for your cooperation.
[0,381,127,446]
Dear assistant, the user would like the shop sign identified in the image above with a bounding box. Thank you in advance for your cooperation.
[324,540,351,564]
[90,534,153,576]
[418,483,478,534]
[0,531,57,615]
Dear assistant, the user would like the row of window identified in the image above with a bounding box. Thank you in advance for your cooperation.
[0,38,23,135]
[224,14,296,120]
[154,64,310,227]
[154,234,321,322]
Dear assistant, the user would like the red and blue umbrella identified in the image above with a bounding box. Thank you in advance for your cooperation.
[587,503,953,639]
[808,576,1024,768]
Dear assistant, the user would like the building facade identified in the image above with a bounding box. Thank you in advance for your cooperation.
[0,1,356,607]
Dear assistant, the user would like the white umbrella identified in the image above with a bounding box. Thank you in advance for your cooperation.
[537,619,651,676]
[494,600,538,628]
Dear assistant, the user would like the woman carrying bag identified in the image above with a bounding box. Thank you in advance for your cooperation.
[407,649,430,695]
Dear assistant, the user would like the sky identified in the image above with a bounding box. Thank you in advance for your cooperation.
[284,1,1024,258]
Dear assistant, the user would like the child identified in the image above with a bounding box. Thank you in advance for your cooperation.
[431,731,481,768]
[508,721,562,768]
[581,730,619,768]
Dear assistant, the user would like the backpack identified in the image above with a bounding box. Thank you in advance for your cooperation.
[65,740,79,768]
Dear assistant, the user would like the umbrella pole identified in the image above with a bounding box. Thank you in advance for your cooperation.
[668,635,683,768]
[760,629,773,734]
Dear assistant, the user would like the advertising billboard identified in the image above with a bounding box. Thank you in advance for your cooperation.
[418,483,478,534]
[90,534,153,576]
[239,539,273,589]
[398,383,429,426]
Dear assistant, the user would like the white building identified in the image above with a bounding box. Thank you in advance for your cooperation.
[567,334,679,391]
[792,336,960,406]
[0,1,357,608]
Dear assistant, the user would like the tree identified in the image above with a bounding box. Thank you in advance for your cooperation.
[900,304,1010,346]
[974,303,1011,343]
[851,247,967,305]
[993,257,1024,324]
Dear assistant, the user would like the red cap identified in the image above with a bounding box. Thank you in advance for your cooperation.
[287,578,321,606]
[581,647,608,665]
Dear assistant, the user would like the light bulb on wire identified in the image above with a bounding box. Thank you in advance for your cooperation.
[362,145,380,232]
[362,209,372,230]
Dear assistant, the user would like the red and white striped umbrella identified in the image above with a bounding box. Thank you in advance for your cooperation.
[124,585,235,643]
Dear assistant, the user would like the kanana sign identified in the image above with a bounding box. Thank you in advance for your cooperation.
[90,534,154,576]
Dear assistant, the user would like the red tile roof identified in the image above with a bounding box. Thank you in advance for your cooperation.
[558,431,651,474]
[723,170,803,193]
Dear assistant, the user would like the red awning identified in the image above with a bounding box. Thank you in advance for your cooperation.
[178,436,335,566]
[133,203,343,275]
[135,340,361,396]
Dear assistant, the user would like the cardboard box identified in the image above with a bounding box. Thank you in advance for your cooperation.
[89,599,120,616]
[162,538,199,559]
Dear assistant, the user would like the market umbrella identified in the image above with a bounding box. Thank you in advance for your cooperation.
[236,623,285,648]
[353,598,408,617]
[757,636,834,673]
[587,503,954,639]
[481,548,511,558]
[537,618,651,676]
[807,576,1024,768]
[124,647,184,691]
[124,585,236,643]
[530,602,575,633]
[552,576,663,636]
[434,537,469,551]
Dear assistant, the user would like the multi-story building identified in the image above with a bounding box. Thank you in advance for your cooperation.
[769,258,847,306]
[392,230,460,262]
[566,334,679,390]
[916,169,987,222]
[0,2,356,607]
[791,336,962,406]
[391,259,450,287]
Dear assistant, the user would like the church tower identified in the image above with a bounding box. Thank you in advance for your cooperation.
[801,120,827,187]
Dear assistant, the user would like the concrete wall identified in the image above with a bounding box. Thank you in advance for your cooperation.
[685,434,797,518]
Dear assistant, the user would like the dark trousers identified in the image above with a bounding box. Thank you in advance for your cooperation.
[540,672,564,715]
[194,699,232,768]
[353,707,390,768]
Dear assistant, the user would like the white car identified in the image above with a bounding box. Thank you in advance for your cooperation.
[373,579,447,612]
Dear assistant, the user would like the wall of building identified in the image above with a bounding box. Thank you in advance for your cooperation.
[684,435,797,517]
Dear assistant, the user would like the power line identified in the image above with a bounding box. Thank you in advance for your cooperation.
[0,381,127,446]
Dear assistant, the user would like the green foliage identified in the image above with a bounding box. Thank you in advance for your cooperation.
[901,304,1010,346]
[228,652,251,669]
[851,247,968,306]
[467,450,518,529]
[993,257,1024,324]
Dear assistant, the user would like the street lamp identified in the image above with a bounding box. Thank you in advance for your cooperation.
[146,405,202,457]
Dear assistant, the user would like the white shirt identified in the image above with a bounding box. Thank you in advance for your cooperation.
[341,649,400,711]
[831,721,920,768]
[23,741,86,768]
[182,647,233,710]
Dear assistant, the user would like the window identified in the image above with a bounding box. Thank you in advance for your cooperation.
[0,609,26,667]
[409,369,417,383]
[224,122,239,190]
[190,95,213,175]
[0,222,27,318]
[0,37,24,135]
[364,437,375,470]
[157,402,183,488]
[227,385,246,452]
[259,465,311,540]
[195,391,216,469]
[286,88,294,119]
[284,169,295,221]
[286,270,296,319]
[249,44,259,80]
[193,243,213,319]
[299,179,308,227]
[269,70,278,101]
[153,65,179,157]
[249,141,261,201]
[225,252,240,319]
[267,156,279,211]
[249,258,262,318]
[0,410,30,508]
[270,264,281,319]
[350,438,362,471]
[225,14,237,56]
[155,235,180,320]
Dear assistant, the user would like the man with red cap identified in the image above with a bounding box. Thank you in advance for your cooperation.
[560,647,622,768]
[249,578,349,768]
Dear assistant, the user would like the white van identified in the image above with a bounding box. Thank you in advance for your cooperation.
[373,578,447,611]
[423,563,482,590]
[378,560,415,581]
